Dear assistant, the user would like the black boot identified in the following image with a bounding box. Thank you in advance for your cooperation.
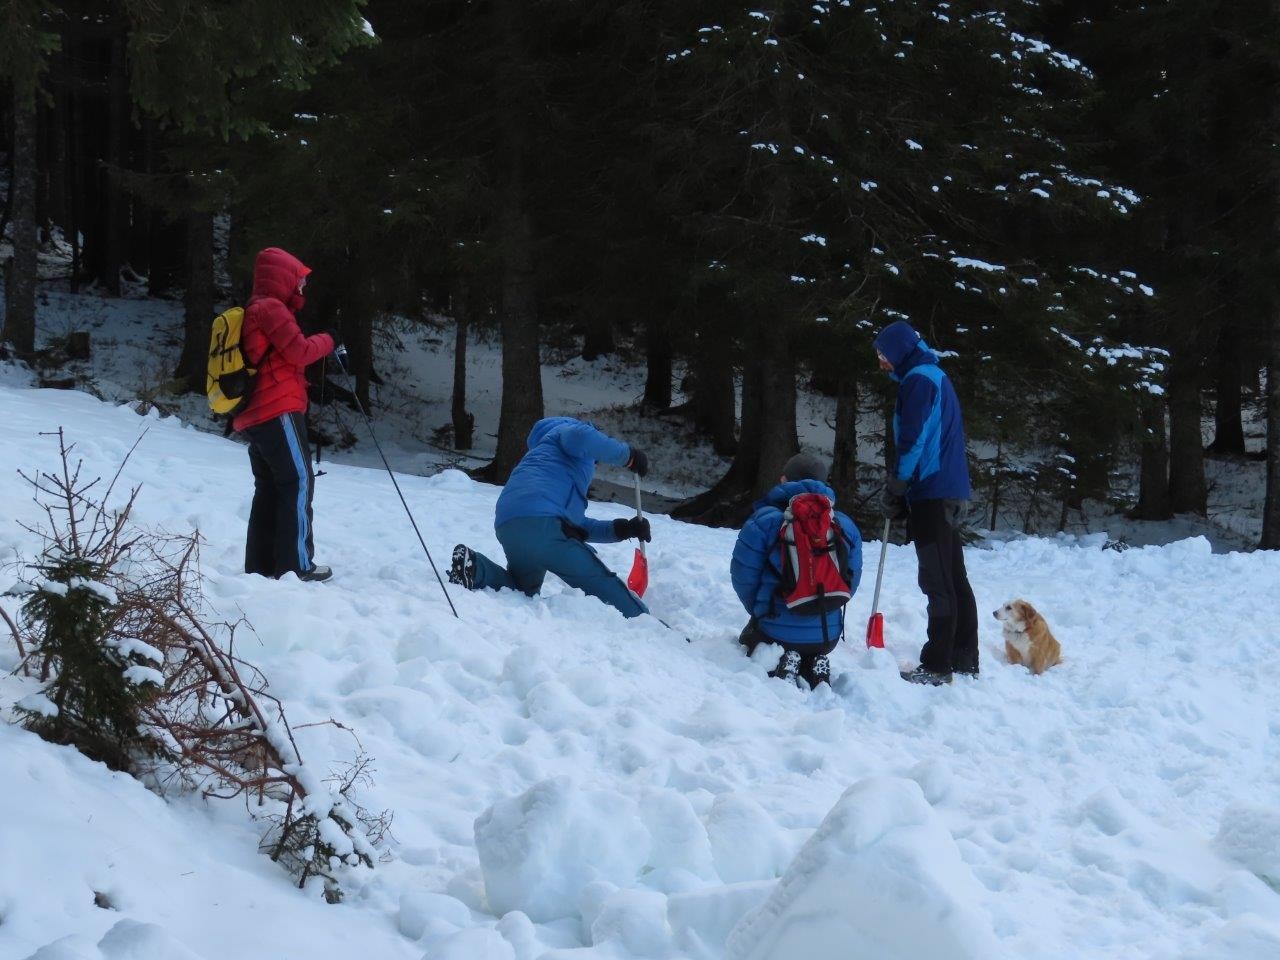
[448,544,477,589]
[900,666,953,686]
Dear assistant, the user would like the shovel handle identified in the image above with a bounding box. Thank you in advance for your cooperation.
[633,473,646,558]
[870,517,890,616]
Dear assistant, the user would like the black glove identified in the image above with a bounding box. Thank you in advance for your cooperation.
[614,516,652,543]
[882,475,910,522]
[626,447,649,477]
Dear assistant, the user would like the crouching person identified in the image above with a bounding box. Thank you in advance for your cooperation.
[449,417,651,618]
[731,453,863,689]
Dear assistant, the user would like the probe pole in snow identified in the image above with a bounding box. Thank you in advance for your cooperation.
[333,346,459,619]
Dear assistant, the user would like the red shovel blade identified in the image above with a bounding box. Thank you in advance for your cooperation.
[627,547,649,598]
[865,611,885,649]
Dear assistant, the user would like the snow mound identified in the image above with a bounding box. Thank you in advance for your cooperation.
[1214,804,1280,886]
[725,777,1001,960]
[474,777,650,922]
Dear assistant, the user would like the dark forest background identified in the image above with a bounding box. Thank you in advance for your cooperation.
[2,1,1278,542]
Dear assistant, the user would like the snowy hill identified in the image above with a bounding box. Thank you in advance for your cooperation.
[3,372,1280,960]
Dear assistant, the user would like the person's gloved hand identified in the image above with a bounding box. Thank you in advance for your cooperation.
[882,475,910,522]
[614,517,652,542]
[626,447,649,477]
[320,328,342,349]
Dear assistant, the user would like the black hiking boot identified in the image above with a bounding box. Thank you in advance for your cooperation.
[770,649,804,687]
[448,544,476,589]
[298,565,333,583]
[900,666,953,686]
[806,655,831,689]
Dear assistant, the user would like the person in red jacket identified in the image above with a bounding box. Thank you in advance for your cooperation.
[233,247,335,582]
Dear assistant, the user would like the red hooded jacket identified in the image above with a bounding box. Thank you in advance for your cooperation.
[232,248,334,433]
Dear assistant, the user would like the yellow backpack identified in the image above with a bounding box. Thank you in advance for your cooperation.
[206,307,260,418]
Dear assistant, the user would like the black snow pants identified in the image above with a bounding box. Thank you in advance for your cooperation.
[909,498,979,674]
[243,411,317,578]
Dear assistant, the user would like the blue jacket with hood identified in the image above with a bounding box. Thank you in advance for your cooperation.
[874,321,972,502]
[494,417,633,543]
[731,479,863,645]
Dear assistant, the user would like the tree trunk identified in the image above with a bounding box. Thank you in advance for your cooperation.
[672,356,762,526]
[480,0,543,483]
[643,308,672,409]
[3,80,39,355]
[175,210,215,391]
[829,374,858,511]
[1167,348,1207,514]
[451,278,475,450]
[101,29,128,296]
[1135,400,1172,521]
[581,312,614,361]
[690,338,737,455]
[1263,345,1280,547]
[752,332,798,498]
[1209,311,1246,455]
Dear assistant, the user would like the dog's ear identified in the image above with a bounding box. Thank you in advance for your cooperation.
[1018,600,1042,629]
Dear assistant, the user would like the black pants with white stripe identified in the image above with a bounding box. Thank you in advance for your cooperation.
[244,411,316,578]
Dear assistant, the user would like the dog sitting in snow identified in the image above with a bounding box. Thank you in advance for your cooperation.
[994,599,1062,675]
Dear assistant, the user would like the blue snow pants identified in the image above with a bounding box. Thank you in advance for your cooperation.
[470,517,648,619]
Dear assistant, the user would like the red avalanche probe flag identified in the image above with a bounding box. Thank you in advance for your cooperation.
[627,474,649,597]
[865,517,891,648]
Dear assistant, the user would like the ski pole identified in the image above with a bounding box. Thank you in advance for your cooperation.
[332,346,459,619]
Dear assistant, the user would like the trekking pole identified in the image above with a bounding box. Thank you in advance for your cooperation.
[332,346,459,619]
[864,517,890,648]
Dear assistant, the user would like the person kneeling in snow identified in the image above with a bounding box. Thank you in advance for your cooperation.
[449,417,651,618]
[731,453,863,689]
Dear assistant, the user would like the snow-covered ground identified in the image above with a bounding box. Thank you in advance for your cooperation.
[2,370,1280,960]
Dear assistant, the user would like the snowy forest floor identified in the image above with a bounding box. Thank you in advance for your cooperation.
[0,272,1266,550]
[2,331,1280,958]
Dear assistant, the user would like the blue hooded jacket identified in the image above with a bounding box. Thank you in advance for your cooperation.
[494,417,633,543]
[874,321,972,502]
[731,480,864,645]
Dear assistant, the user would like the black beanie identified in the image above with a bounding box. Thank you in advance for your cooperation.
[782,452,828,483]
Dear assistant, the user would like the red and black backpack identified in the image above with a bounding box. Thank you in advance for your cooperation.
[776,493,852,639]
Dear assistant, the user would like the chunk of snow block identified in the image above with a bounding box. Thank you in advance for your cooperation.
[639,787,717,881]
[97,919,205,960]
[1214,804,1280,884]
[705,793,791,883]
[590,888,671,957]
[399,889,473,940]
[474,777,650,922]
[668,881,776,958]
[421,927,514,960]
[725,777,1001,960]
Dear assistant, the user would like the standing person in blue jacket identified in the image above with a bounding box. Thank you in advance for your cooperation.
[874,320,978,686]
[448,417,651,618]
[731,453,863,689]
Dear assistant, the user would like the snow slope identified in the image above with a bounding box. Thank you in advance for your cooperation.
[2,374,1280,960]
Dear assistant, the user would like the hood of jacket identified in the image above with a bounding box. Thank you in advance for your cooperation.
[527,417,583,452]
[250,247,311,310]
[874,320,939,379]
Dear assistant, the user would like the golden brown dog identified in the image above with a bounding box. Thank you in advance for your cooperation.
[994,599,1062,675]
